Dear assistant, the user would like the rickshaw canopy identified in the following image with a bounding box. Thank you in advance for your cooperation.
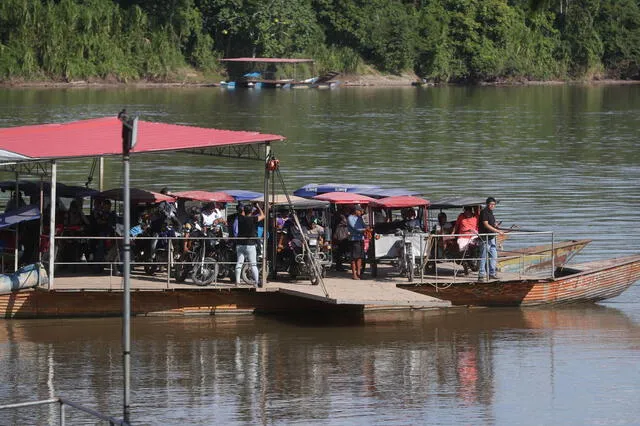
[371,195,430,209]
[98,188,175,204]
[253,194,329,209]
[429,196,489,209]
[0,180,99,198]
[293,183,380,198]
[311,192,376,204]
[221,190,263,201]
[357,187,422,198]
[0,205,41,229]
[172,190,234,203]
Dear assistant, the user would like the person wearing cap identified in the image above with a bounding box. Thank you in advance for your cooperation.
[347,204,367,280]
[478,197,504,281]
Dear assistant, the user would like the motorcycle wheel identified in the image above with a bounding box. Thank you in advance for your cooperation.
[240,263,268,285]
[191,257,218,286]
[144,252,159,276]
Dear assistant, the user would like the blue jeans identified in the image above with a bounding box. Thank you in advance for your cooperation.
[478,237,497,277]
[235,244,258,285]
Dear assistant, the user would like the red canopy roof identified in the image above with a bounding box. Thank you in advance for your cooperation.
[221,57,313,63]
[98,188,176,204]
[371,195,430,209]
[0,117,284,162]
[172,190,234,203]
[312,192,376,205]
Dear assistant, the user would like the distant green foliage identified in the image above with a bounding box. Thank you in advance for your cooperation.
[1,0,639,82]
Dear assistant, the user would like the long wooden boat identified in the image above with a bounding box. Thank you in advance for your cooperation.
[401,254,640,307]
[498,239,591,273]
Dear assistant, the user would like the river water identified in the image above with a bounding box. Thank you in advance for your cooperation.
[0,85,639,425]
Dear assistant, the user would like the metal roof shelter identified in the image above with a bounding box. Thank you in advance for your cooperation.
[0,116,284,173]
[0,115,285,286]
[0,114,286,423]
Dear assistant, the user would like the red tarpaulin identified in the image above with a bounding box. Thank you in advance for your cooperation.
[221,57,313,63]
[172,190,234,203]
[0,117,284,162]
[312,192,376,204]
[371,195,430,209]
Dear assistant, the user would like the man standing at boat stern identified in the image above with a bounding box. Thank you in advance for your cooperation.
[478,197,504,281]
[235,203,265,286]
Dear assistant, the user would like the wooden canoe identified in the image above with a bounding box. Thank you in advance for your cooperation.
[401,254,640,307]
[498,239,591,273]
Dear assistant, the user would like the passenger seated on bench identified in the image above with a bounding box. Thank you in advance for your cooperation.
[432,212,454,258]
[454,206,479,252]
[401,208,421,231]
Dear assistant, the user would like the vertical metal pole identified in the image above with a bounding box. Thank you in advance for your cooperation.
[39,178,44,264]
[59,401,65,426]
[99,156,105,191]
[14,174,19,271]
[122,150,132,424]
[49,161,57,289]
[261,143,271,287]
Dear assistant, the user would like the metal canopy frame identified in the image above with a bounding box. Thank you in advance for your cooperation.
[0,142,272,180]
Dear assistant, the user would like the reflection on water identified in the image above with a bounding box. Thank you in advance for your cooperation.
[1,306,640,425]
[1,86,640,424]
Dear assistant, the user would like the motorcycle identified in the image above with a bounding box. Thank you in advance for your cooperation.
[174,226,217,286]
[143,221,180,276]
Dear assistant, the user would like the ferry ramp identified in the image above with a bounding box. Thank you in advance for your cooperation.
[260,277,450,308]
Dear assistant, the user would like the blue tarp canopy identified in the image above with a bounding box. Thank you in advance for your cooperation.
[357,187,422,198]
[220,190,264,201]
[0,205,40,230]
[293,183,381,198]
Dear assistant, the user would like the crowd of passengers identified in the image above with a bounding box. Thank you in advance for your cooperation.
[3,187,485,275]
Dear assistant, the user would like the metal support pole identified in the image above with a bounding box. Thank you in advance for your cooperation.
[99,156,105,191]
[59,401,66,426]
[122,149,131,424]
[48,161,57,289]
[14,174,19,271]
[118,110,136,425]
[262,143,271,287]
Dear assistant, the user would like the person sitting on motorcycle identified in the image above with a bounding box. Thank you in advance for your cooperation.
[201,202,225,227]
[454,206,479,252]
[305,217,325,243]
[278,213,308,254]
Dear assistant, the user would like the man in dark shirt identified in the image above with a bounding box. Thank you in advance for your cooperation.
[478,197,504,281]
[235,203,265,286]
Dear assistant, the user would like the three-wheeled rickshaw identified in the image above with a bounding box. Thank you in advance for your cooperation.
[259,194,332,284]
[367,195,430,281]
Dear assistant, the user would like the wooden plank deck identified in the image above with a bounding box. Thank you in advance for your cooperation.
[44,266,451,308]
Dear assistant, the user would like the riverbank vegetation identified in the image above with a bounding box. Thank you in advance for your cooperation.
[1,0,639,84]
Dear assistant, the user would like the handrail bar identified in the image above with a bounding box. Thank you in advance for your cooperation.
[0,397,129,426]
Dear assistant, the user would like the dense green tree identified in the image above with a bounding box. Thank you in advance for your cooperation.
[1,0,639,82]
[596,0,640,79]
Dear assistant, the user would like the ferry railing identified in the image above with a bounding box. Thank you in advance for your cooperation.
[47,234,268,288]
[418,230,556,285]
[0,397,129,425]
